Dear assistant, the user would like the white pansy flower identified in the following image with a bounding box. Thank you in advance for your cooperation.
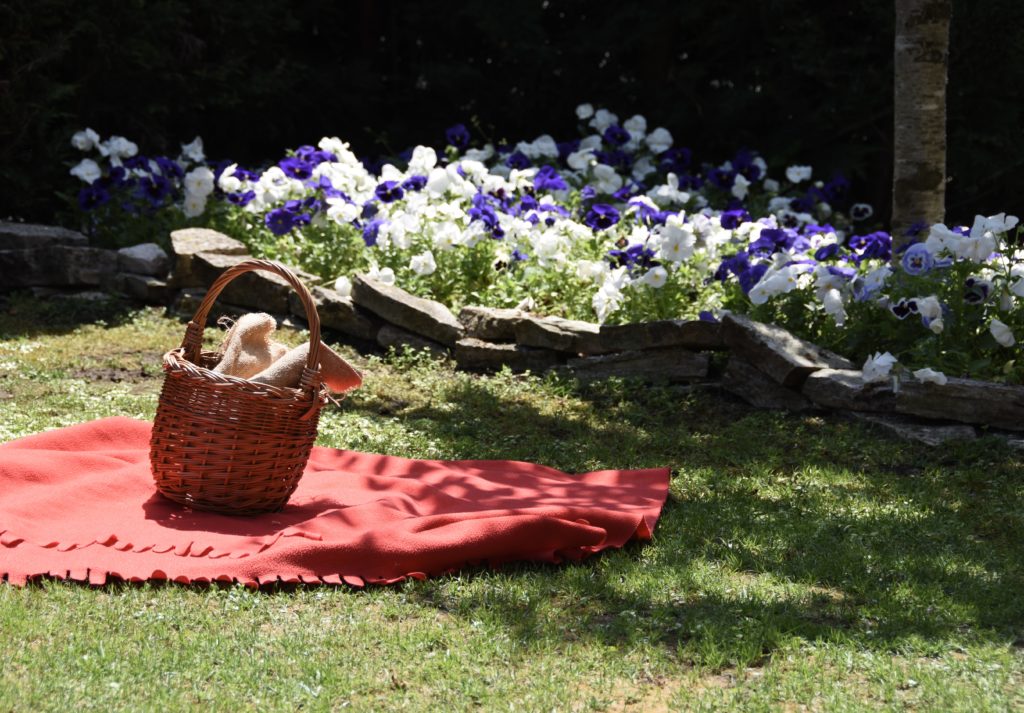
[70,158,102,184]
[858,265,892,299]
[589,108,619,133]
[217,163,242,193]
[406,145,437,175]
[575,103,595,120]
[366,266,395,286]
[640,265,668,288]
[592,267,631,323]
[645,127,673,154]
[379,163,404,182]
[748,263,813,305]
[591,163,624,195]
[431,222,461,252]
[98,136,138,159]
[631,156,656,181]
[768,196,793,214]
[821,287,847,326]
[576,259,607,282]
[410,250,437,276]
[913,368,948,385]
[567,148,595,171]
[71,128,100,152]
[924,223,963,257]
[1009,264,1024,297]
[955,232,996,263]
[333,276,353,297]
[650,172,690,205]
[325,197,361,225]
[458,221,489,249]
[578,134,604,152]
[183,166,215,197]
[532,134,560,159]
[990,318,1016,347]
[182,192,206,218]
[425,166,452,196]
[531,230,567,266]
[731,174,751,200]
[914,295,944,333]
[655,214,696,262]
[592,288,620,323]
[318,136,349,158]
[970,212,1019,237]
[762,178,780,193]
[623,114,647,137]
[464,144,495,163]
[180,137,204,163]
[785,165,812,183]
[862,352,898,383]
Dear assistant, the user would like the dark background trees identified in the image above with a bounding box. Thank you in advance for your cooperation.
[2,0,1022,227]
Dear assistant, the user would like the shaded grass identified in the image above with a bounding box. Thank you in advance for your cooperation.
[1,293,1022,711]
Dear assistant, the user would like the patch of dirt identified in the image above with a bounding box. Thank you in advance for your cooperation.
[70,350,165,384]
[70,365,155,383]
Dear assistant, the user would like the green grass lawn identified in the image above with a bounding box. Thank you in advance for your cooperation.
[1,293,1022,711]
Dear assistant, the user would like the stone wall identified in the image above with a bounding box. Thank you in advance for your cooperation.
[3,220,1023,446]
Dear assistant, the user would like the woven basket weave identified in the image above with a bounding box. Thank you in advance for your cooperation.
[150,259,328,515]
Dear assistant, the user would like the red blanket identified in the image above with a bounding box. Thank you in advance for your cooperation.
[0,418,670,587]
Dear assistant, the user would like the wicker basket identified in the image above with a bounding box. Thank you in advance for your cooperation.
[150,259,328,515]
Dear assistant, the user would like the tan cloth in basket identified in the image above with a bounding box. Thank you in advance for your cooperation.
[212,313,288,379]
[251,341,362,394]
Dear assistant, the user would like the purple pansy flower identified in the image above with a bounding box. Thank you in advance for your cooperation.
[585,204,621,231]
[445,123,471,150]
[375,180,405,203]
[602,124,631,147]
[533,165,568,192]
[77,185,110,210]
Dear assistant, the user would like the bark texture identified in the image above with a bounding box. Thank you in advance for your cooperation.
[892,0,951,248]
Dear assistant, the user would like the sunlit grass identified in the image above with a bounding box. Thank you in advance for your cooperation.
[1,293,1022,711]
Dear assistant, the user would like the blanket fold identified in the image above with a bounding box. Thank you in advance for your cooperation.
[0,417,670,587]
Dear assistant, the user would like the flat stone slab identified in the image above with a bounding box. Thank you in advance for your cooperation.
[168,228,248,287]
[120,273,169,303]
[458,305,530,341]
[289,286,380,342]
[352,275,463,346]
[0,222,87,250]
[722,314,853,387]
[514,315,600,352]
[849,412,977,446]
[559,346,709,382]
[721,356,812,411]
[576,319,725,355]
[801,369,897,412]
[377,323,449,357]
[190,252,320,315]
[454,337,563,373]
[895,378,1024,432]
[117,242,169,276]
[0,246,117,288]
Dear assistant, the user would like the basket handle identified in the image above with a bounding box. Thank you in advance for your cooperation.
[181,258,322,394]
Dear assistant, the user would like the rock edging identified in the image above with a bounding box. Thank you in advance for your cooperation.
[6,221,1023,443]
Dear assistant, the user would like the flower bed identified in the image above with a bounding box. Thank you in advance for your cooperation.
[65,105,1023,383]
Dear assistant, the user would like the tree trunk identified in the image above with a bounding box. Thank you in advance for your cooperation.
[891,0,951,250]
